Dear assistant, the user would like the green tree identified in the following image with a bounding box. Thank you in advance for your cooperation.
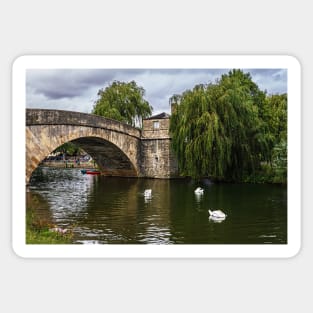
[262,93,287,146]
[92,80,153,128]
[53,142,82,158]
[170,69,269,181]
[271,139,287,183]
[261,93,287,183]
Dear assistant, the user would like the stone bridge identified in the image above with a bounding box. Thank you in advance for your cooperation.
[26,109,178,184]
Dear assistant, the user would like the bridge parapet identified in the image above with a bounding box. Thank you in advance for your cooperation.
[26,109,141,139]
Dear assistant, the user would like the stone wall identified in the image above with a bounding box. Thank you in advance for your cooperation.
[140,138,178,178]
[141,116,178,178]
[142,118,170,139]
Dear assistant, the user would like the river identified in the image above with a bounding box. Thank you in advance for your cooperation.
[27,167,287,244]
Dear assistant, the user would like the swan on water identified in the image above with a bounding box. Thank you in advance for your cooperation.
[194,187,204,194]
[144,189,152,197]
[208,209,226,219]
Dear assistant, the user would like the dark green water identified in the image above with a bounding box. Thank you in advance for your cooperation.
[27,167,287,244]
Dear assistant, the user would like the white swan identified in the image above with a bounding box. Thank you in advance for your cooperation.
[144,189,152,197]
[208,209,226,219]
[194,187,204,194]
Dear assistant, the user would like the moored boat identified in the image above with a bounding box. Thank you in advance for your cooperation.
[86,169,101,175]
[81,169,100,175]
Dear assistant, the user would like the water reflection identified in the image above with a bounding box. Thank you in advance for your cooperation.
[27,167,287,244]
[194,192,204,203]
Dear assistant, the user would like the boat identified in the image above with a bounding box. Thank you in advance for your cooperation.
[194,187,204,194]
[81,169,87,174]
[86,169,101,175]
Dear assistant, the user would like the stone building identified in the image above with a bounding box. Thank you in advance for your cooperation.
[141,112,178,178]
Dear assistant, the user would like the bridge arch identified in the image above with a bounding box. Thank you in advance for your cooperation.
[26,109,142,184]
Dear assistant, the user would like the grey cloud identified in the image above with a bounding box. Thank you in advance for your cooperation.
[27,69,117,100]
[246,69,287,94]
[26,69,168,101]
[26,68,287,113]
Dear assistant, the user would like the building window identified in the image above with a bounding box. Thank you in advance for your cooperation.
[153,121,160,129]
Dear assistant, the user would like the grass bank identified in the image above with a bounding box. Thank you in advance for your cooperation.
[26,208,73,244]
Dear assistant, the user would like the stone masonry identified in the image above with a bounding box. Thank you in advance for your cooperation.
[26,109,179,183]
[141,113,178,178]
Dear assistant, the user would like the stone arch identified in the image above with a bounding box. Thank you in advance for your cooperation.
[26,124,140,184]
[71,136,138,177]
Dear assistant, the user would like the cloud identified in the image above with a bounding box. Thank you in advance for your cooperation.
[27,69,115,100]
[245,69,287,95]
[26,68,287,114]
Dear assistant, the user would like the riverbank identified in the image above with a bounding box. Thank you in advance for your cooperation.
[26,207,73,244]
[40,160,97,169]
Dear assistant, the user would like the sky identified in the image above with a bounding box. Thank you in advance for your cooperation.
[26,68,287,115]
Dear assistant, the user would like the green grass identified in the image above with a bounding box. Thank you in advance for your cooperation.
[26,208,73,244]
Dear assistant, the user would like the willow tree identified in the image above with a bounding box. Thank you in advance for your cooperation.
[262,93,287,145]
[92,80,153,128]
[262,93,287,182]
[170,69,269,181]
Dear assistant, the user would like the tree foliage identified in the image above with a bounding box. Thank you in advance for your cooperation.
[92,80,153,128]
[262,94,287,182]
[53,142,82,157]
[271,139,287,183]
[262,93,287,144]
[170,69,283,181]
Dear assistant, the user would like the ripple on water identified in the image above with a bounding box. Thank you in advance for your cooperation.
[28,168,287,244]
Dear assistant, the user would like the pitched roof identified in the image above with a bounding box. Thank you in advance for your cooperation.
[144,112,170,120]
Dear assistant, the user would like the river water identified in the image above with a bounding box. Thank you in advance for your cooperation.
[27,167,287,244]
